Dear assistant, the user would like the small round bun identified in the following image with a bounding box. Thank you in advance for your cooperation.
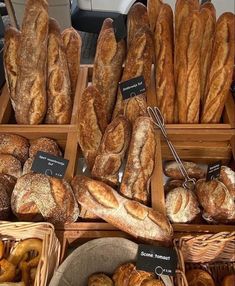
[0,154,22,178]
[221,274,235,286]
[186,269,215,286]
[88,273,113,286]
[29,137,62,158]
[0,133,29,163]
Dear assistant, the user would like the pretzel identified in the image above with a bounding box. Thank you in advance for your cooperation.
[0,259,16,282]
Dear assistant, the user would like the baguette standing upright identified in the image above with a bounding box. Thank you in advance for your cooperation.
[201,13,235,123]
[14,0,49,124]
[147,0,163,32]
[3,27,21,110]
[45,18,72,124]
[155,4,175,123]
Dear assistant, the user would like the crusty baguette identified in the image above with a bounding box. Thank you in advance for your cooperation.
[91,115,131,187]
[45,18,72,124]
[147,0,163,32]
[201,13,235,123]
[113,28,153,121]
[176,11,202,123]
[120,117,156,205]
[127,3,150,48]
[71,175,173,243]
[155,4,175,123]
[92,18,126,130]
[77,85,106,170]
[200,2,216,104]
[3,27,21,110]
[62,27,82,98]
[15,0,48,124]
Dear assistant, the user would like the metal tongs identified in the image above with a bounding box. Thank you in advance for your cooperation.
[147,106,196,190]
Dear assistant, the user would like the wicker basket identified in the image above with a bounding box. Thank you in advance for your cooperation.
[0,221,61,286]
[174,232,235,286]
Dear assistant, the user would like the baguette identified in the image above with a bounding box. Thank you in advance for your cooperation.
[3,27,21,110]
[71,175,173,244]
[201,13,235,123]
[176,11,202,123]
[15,0,48,124]
[147,0,163,32]
[155,4,175,123]
[62,27,82,98]
[45,18,72,124]
[200,2,216,104]
[120,117,156,205]
[92,18,126,130]
[91,116,131,187]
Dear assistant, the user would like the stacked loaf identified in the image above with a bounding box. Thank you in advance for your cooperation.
[4,0,82,124]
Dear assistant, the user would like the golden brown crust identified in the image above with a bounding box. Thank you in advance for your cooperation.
[91,116,131,186]
[0,174,16,219]
[45,18,72,124]
[128,269,154,286]
[0,154,22,178]
[0,134,29,163]
[124,201,148,220]
[15,0,48,124]
[186,269,215,286]
[77,85,105,170]
[112,263,135,286]
[29,137,62,158]
[88,273,113,286]
[62,27,82,98]
[147,0,163,32]
[220,166,235,200]
[120,117,156,205]
[3,27,21,110]
[142,279,165,286]
[164,161,205,179]
[155,4,175,123]
[92,18,126,129]
[221,274,235,286]
[201,13,235,123]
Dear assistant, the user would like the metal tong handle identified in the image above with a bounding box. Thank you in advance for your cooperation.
[147,106,196,189]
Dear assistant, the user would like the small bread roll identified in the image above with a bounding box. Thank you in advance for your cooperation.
[29,137,62,158]
[88,273,113,286]
[166,187,200,223]
[0,154,22,178]
[142,279,165,286]
[128,269,155,286]
[112,263,135,286]
[186,269,215,286]
[220,166,235,200]
[221,274,235,286]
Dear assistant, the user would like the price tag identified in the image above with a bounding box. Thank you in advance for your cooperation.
[112,14,127,42]
[119,76,146,100]
[206,161,222,181]
[31,151,69,179]
[136,245,178,277]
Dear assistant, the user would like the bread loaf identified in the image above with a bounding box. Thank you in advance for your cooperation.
[120,117,156,205]
[164,179,184,193]
[147,0,163,32]
[45,18,72,124]
[11,173,79,223]
[142,280,165,286]
[0,154,22,178]
[127,3,150,48]
[88,274,113,286]
[0,174,16,219]
[176,11,202,123]
[29,137,62,158]
[15,0,48,124]
[220,166,235,200]
[166,187,200,223]
[77,85,106,170]
[186,269,215,286]
[92,18,126,130]
[0,134,29,163]
[91,116,131,187]
[71,175,173,243]
[113,263,135,286]
[201,13,235,123]
[195,179,235,223]
[199,2,216,104]
[155,4,175,123]
[62,27,82,98]
[3,27,21,110]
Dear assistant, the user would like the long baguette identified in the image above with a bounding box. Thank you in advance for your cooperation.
[71,175,173,244]
[147,0,163,32]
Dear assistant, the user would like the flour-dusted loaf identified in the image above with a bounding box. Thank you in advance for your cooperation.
[3,27,21,110]
[120,117,156,205]
[0,154,22,178]
[147,0,163,32]
[155,4,175,123]
[77,85,106,170]
[92,18,126,130]
[15,0,49,124]
[62,27,82,98]
[91,116,131,187]
[46,18,72,124]
[220,166,235,200]
[11,173,79,223]
[29,137,62,158]
[71,176,173,243]
[201,13,235,123]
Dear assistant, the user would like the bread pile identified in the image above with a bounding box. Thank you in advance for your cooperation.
[164,161,235,224]
[3,0,82,125]
[0,133,79,224]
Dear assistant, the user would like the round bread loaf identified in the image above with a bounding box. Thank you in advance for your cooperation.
[11,173,80,224]
[0,174,16,219]
[88,273,113,286]
[166,187,200,223]
[0,154,22,178]
[0,133,29,163]
[220,166,235,200]
[221,274,235,286]
[29,137,62,158]
[186,269,215,286]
